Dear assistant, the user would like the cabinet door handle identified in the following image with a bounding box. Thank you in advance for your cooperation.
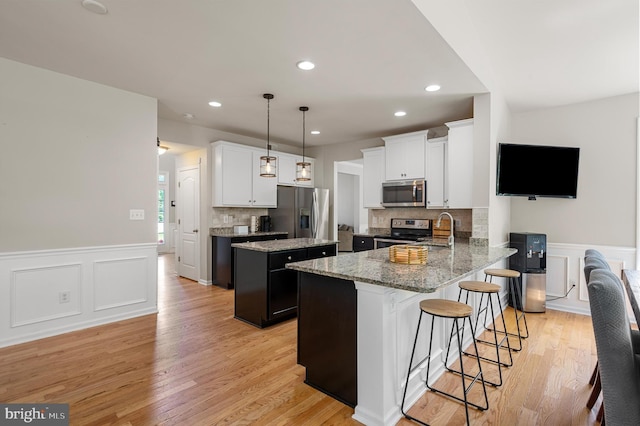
[287,256,292,260]
[322,251,326,255]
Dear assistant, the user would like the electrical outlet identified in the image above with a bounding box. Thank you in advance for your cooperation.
[129,209,145,220]
[59,291,70,304]
[454,219,462,228]
[223,214,229,223]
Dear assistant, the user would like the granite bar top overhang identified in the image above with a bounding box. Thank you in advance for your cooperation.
[286,242,517,293]
[232,238,338,252]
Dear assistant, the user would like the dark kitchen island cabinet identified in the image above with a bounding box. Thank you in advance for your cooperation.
[211,231,287,289]
[232,238,337,328]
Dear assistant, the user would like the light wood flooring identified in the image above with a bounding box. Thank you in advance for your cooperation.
[0,254,602,425]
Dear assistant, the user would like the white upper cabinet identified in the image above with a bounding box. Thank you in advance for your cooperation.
[383,130,427,181]
[361,147,385,208]
[445,119,474,209]
[211,141,277,208]
[426,137,446,209]
[277,152,314,187]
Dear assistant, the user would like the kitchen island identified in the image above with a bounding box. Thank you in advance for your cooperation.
[211,229,288,289]
[232,238,337,328]
[287,241,516,426]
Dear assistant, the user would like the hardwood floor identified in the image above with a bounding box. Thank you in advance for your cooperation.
[0,254,601,425]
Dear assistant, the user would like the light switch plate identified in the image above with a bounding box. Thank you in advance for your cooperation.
[130,209,145,220]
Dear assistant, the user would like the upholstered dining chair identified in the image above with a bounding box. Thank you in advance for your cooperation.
[587,268,640,425]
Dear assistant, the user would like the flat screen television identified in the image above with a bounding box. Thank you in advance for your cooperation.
[496,143,580,200]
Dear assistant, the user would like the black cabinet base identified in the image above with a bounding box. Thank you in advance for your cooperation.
[233,312,297,329]
[303,377,356,408]
[297,272,357,407]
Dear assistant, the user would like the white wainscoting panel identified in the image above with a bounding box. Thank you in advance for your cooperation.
[546,255,569,298]
[546,243,635,315]
[94,257,148,311]
[0,244,157,348]
[11,263,82,326]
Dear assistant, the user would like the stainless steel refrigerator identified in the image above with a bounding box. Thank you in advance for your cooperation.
[269,186,330,240]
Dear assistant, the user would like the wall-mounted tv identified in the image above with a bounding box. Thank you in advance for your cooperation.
[496,143,580,200]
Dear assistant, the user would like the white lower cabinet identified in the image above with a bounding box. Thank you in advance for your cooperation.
[212,141,277,208]
[361,147,385,208]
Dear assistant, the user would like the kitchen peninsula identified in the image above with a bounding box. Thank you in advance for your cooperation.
[232,238,337,328]
[287,241,516,426]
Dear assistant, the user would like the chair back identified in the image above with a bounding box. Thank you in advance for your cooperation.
[584,256,610,283]
[587,269,640,424]
[585,249,606,260]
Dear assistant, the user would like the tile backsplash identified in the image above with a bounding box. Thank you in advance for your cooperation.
[368,208,473,238]
[211,207,268,228]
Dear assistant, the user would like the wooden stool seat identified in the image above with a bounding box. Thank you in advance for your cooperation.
[484,268,520,278]
[420,299,472,318]
[459,280,500,293]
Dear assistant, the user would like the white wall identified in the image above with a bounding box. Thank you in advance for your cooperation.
[0,58,158,347]
[337,173,356,226]
[511,93,639,247]
[1,58,158,251]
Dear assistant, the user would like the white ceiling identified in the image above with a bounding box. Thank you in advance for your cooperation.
[0,0,637,149]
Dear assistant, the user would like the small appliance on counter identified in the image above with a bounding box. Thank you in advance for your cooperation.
[233,225,249,235]
[250,216,258,233]
[259,215,271,232]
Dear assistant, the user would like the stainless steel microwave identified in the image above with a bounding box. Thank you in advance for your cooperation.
[381,180,426,207]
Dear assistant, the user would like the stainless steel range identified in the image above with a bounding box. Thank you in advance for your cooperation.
[373,218,432,249]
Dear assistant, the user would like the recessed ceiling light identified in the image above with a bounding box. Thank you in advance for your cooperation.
[183,113,195,120]
[296,60,315,71]
[208,101,222,107]
[310,130,320,135]
[425,84,441,92]
[81,0,108,14]
[394,111,407,117]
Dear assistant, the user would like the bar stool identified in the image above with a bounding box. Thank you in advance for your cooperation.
[401,299,488,426]
[484,268,529,351]
[445,281,513,387]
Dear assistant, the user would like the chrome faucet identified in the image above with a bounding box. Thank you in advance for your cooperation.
[436,212,455,247]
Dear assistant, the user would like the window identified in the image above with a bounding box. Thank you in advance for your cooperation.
[158,172,169,245]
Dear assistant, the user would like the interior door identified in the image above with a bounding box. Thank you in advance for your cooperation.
[177,165,200,281]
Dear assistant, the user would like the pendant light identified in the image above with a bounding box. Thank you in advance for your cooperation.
[296,106,311,181]
[259,93,277,177]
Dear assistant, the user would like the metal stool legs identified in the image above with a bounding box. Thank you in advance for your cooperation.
[445,285,513,387]
[401,300,489,426]
[485,272,529,351]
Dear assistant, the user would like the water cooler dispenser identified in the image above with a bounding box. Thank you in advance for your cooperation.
[508,232,547,313]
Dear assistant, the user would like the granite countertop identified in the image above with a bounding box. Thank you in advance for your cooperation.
[210,228,288,237]
[286,241,517,293]
[232,238,339,252]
